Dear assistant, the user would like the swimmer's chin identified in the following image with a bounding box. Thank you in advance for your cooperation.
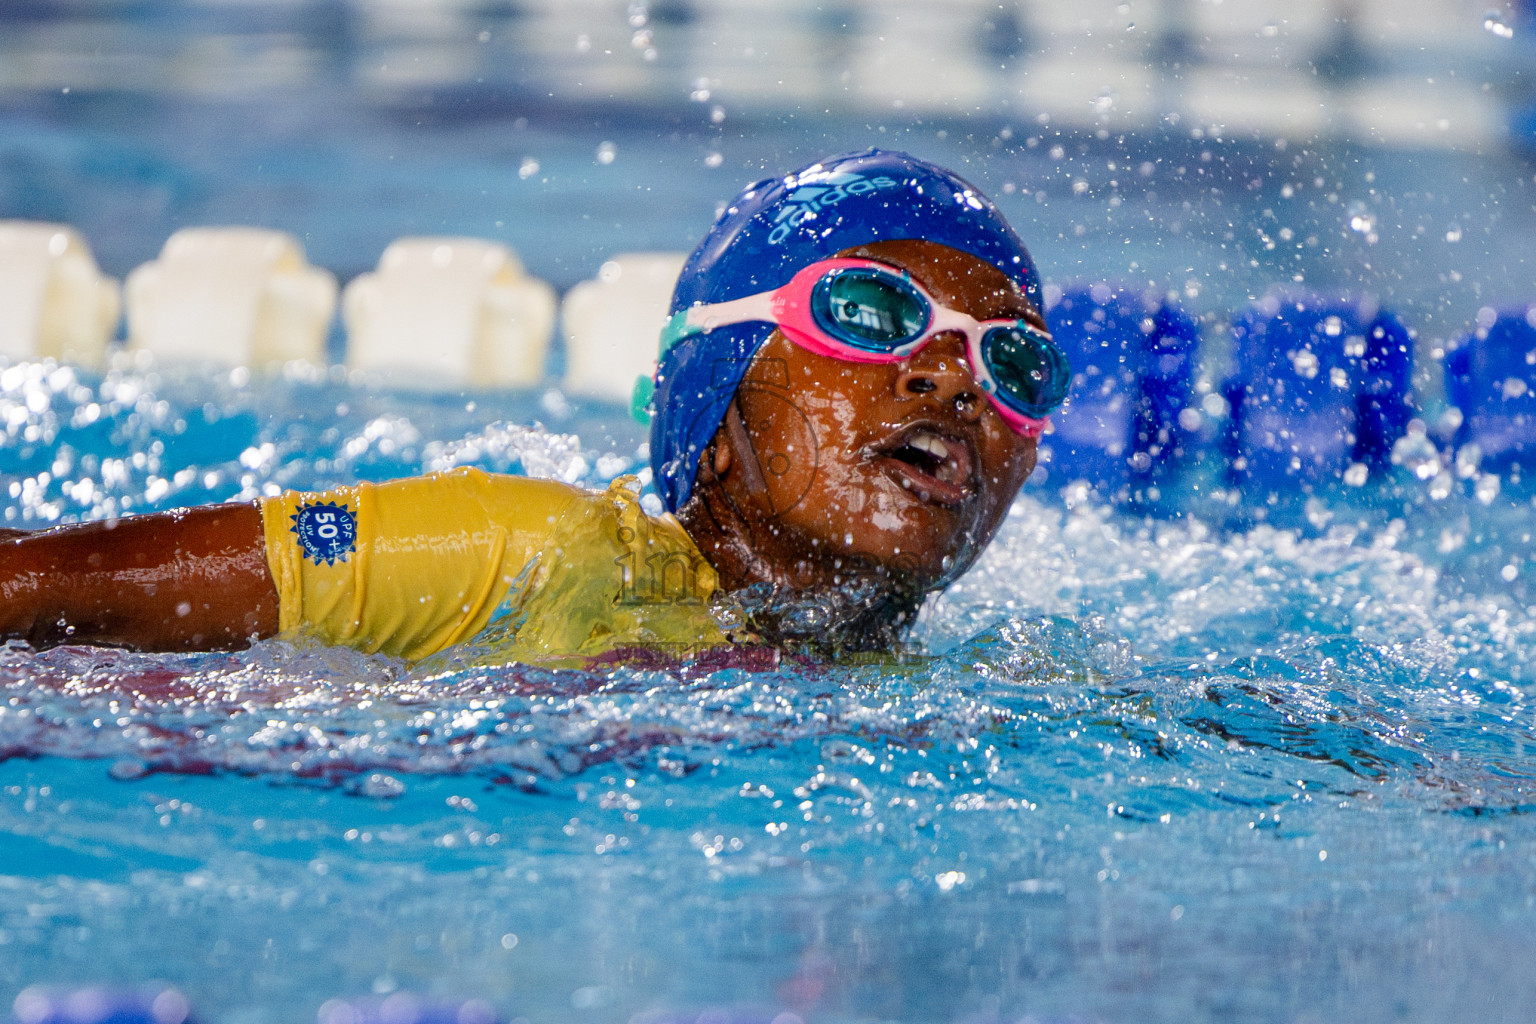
[722,574,925,656]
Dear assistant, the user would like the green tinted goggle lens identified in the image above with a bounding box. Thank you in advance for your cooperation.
[982,326,1072,417]
[812,270,927,348]
[809,266,1069,418]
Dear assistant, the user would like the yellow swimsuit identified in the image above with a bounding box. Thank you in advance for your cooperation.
[259,468,727,663]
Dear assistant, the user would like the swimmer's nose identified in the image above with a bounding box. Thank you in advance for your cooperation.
[897,332,981,421]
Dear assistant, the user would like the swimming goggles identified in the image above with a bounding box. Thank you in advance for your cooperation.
[658,257,1071,435]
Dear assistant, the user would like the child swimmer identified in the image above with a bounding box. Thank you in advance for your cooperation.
[0,149,1070,662]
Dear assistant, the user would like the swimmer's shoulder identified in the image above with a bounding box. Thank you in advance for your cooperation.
[419,469,692,548]
[422,465,574,492]
[409,466,610,541]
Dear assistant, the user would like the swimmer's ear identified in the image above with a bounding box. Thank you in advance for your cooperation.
[703,400,763,491]
[696,432,732,485]
[721,398,771,499]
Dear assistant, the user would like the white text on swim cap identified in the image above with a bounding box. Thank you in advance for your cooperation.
[767,173,902,245]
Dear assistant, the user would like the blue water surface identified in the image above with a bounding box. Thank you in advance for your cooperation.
[1,359,1534,1024]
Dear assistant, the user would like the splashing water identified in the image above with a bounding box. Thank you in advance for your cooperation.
[2,365,1536,1022]
[1485,10,1516,38]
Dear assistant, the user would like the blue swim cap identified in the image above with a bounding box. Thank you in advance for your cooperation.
[643,148,1043,513]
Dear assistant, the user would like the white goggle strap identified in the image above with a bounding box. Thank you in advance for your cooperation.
[658,291,780,352]
[639,291,782,424]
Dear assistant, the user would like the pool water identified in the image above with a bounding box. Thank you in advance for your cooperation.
[2,359,1535,1024]
[6,6,1536,1021]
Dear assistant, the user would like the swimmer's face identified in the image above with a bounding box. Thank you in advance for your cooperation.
[698,238,1042,595]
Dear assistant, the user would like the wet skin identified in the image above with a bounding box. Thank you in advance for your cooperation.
[678,238,1043,603]
[0,504,278,651]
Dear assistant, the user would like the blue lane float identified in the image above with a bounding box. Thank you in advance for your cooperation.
[315,996,499,1024]
[7,990,503,1024]
[1038,282,1201,501]
[1220,291,1415,497]
[9,988,194,1024]
[1444,305,1536,479]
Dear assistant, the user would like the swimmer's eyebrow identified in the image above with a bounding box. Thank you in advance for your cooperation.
[952,295,1051,336]
[903,268,1047,331]
[915,265,1048,332]
[976,285,1048,333]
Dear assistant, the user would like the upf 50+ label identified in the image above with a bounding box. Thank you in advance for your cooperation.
[290,501,357,566]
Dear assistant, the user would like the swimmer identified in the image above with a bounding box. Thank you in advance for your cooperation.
[0,149,1069,662]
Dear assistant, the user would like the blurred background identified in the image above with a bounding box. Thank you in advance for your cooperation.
[2,0,1535,362]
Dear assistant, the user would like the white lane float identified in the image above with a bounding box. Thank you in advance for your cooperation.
[125,227,337,367]
[0,221,121,368]
[560,252,686,403]
[342,237,556,389]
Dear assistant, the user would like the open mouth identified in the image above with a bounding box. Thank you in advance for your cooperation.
[871,424,975,506]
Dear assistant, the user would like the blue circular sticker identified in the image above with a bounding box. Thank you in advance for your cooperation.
[289,501,357,566]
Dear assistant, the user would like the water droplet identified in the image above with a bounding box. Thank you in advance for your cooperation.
[704,151,723,168]
[518,157,540,179]
[1455,442,1482,478]
[570,987,611,1011]
[596,141,617,165]
[360,773,405,798]
[109,759,149,780]
[1484,11,1515,37]
[1347,200,1376,235]
[1395,435,1442,480]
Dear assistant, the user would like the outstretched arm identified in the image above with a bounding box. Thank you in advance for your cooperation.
[0,503,280,652]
